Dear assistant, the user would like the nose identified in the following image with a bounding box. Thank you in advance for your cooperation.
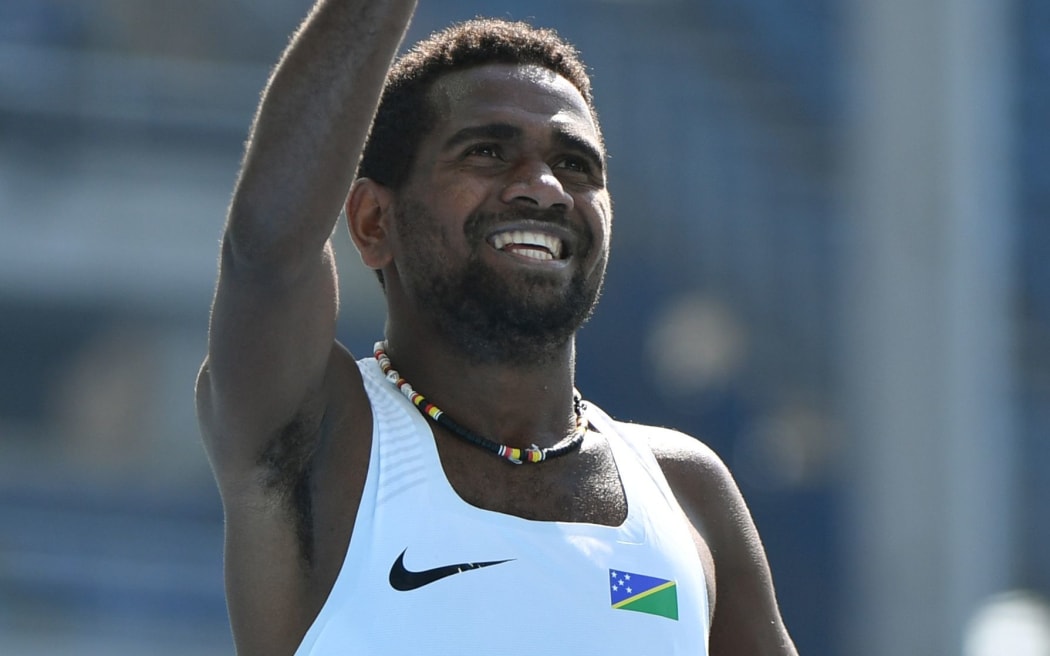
[499,161,574,211]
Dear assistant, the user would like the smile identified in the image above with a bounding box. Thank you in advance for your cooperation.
[488,230,565,262]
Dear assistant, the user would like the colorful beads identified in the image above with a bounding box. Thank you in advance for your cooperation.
[373,340,586,465]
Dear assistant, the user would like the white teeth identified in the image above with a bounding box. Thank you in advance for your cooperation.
[519,249,553,261]
[490,230,564,259]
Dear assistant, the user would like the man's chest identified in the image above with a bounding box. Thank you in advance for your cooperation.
[433,429,628,526]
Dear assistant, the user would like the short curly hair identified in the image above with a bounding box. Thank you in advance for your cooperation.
[357,18,600,190]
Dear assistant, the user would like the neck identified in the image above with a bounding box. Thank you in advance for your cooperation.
[381,325,579,450]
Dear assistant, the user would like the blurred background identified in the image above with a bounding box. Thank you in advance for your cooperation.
[1,0,1047,654]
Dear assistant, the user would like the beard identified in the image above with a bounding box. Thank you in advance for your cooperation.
[393,199,607,366]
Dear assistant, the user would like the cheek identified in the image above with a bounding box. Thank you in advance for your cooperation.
[588,193,613,239]
[449,185,489,217]
[601,199,613,230]
[428,172,493,218]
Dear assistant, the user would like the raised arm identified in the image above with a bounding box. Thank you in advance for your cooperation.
[197,0,416,487]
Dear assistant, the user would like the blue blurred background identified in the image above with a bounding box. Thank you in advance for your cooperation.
[1,1,1047,654]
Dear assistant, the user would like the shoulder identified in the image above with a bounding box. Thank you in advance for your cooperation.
[607,419,734,511]
[605,419,751,580]
[608,420,797,654]
[603,417,745,560]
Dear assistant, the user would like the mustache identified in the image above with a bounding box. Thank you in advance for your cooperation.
[464,207,583,243]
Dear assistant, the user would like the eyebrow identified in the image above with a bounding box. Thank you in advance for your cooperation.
[442,123,522,151]
[442,122,606,174]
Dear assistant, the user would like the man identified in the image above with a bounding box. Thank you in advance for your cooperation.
[196,1,797,654]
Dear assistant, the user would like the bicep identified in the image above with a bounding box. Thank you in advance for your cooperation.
[647,429,797,656]
[198,236,339,476]
[704,465,796,655]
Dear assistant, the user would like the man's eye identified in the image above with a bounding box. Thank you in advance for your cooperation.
[465,144,501,158]
[556,157,591,174]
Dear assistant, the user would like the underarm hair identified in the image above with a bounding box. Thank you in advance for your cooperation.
[257,415,322,565]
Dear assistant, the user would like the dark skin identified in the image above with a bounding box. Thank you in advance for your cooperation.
[195,2,797,654]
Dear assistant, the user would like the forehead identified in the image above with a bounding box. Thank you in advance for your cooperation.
[425,64,600,144]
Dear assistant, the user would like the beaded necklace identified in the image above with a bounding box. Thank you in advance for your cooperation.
[373,340,586,464]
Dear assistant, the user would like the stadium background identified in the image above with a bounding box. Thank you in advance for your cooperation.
[1,0,1047,654]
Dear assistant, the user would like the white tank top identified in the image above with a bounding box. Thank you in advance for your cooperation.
[295,358,710,655]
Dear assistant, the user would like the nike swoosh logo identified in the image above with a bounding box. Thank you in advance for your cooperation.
[388,548,514,591]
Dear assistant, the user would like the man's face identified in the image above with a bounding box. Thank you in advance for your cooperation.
[388,64,612,364]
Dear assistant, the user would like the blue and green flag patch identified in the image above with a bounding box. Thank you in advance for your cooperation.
[609,569,679,620]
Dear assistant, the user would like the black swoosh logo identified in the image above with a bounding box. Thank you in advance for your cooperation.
[389,548,513,591]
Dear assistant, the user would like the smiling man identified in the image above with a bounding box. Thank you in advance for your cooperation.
[195,2,796,655]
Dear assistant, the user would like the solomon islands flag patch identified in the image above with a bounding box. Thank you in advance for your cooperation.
[609,569,679,620]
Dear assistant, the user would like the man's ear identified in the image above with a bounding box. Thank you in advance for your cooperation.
[346,178,394,269]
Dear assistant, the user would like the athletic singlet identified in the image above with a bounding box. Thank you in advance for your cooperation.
[294,357,710,655]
